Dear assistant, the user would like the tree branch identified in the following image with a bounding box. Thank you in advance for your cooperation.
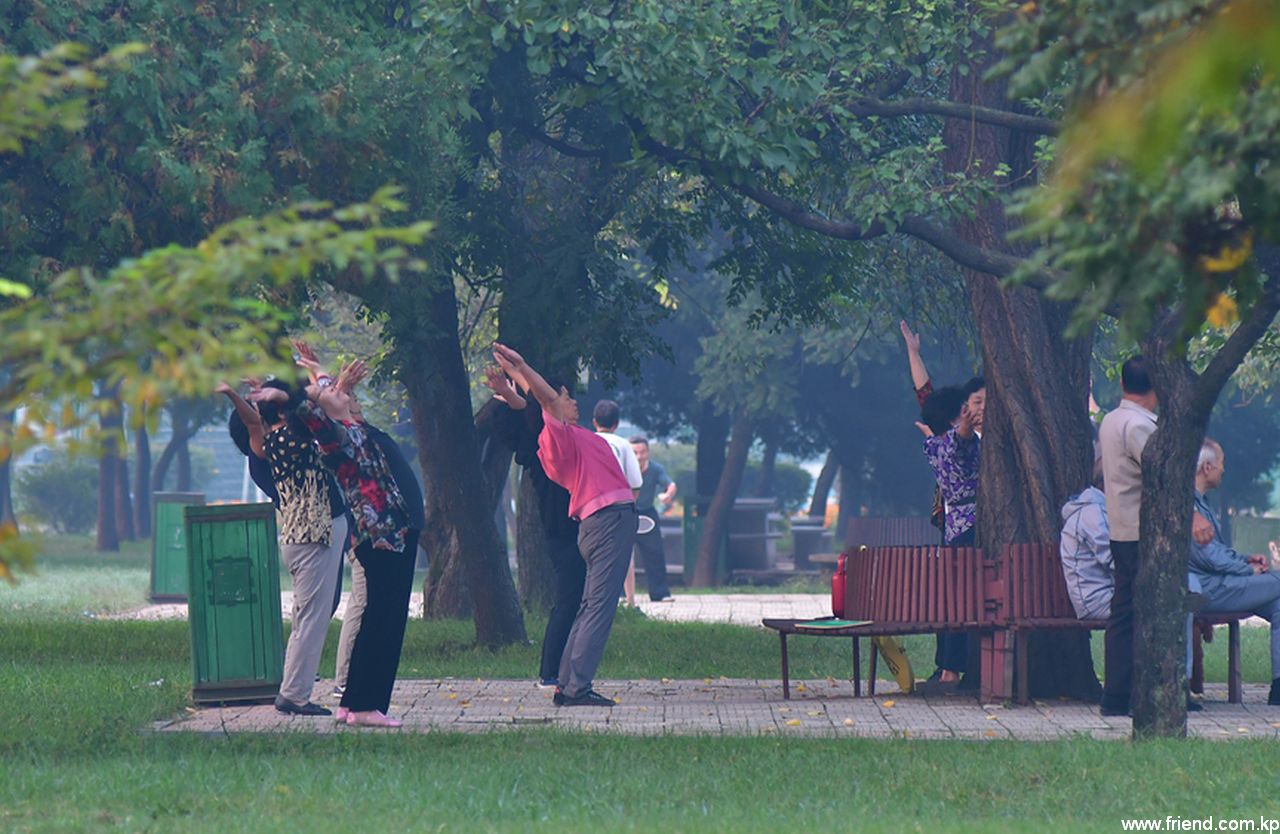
[849,97,1060,136]
[1193,249,1280,414]
[517,122,608,158]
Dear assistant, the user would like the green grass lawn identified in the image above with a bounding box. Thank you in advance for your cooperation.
[4,536,1280,833]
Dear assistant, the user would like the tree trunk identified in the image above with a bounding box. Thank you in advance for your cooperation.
[175,436,192,492]
[807,451,838,520]
[400,284,526,646]
[694,401,730,515]
[942,21,1099,700]
[420,495,474,620]
[0,409,16,529]
[96,390,123,552]
[115,454,136,541]
[756,438,777,498]
[692,411,754,587]
[134,424,152,538]
[516,471,557,613]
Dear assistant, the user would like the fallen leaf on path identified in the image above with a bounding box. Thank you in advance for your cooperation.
[881,700,896,708]
[785,719,802,727]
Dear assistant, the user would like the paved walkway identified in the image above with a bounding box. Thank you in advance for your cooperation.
[160,679,1280,740]
[111,593,834,624]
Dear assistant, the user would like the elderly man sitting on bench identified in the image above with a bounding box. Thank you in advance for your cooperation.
[1191,437,1280,706]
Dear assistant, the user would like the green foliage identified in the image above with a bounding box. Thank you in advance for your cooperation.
[1002,0,1280,337]
[15,451,98,534]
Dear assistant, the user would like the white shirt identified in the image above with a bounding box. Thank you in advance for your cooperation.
[596,431,643,489]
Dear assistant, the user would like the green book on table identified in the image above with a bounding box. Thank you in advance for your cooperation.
[793,618,872,630]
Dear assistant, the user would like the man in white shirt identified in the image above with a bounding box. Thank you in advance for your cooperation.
[592,400,643,492]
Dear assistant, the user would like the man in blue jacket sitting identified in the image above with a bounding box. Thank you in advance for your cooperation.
[1191,437,1280,706]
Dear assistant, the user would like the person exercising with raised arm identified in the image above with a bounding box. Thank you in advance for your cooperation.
[487,343,637,707]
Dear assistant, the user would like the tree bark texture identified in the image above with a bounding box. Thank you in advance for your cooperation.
[756,438,778,498]
[115,454,135,542]
[134,424,152,538]
[692,412,754,587]
[0,409,16,529]
[694,402,730,513]
[399,284,527,646]
[942,24,1099,700]
[807,451,838,520]
[515,471,557,613]
[96,392,123,553]
[151,401,197,494]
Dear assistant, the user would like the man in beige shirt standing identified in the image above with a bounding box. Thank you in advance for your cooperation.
[1097,356,1158,716]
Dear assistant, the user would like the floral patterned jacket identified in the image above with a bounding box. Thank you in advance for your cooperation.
[922,428,980,545]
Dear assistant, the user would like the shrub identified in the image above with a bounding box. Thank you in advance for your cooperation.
[15,452,99,534]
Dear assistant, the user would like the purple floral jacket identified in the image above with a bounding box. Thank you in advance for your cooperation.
[922,429,980,545]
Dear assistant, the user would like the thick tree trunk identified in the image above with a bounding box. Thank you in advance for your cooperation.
[942,22,1099,700]
[175,437,192,493]
[692,412,754,587]
[400,284,526,646]
[515,472,557,613]
[694,402,730,514]
[134,424,152,538]
[807,451,838,520]
[0,409,16,529]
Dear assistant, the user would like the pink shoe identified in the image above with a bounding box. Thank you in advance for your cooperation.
[335,707,350,723]
[345,710,402,728]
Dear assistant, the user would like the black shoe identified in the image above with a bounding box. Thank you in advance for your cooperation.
[1099,696,1130,717]
[1186,696,1203,713]
[1269,678,1280,706]
[274,696,332,716]
[553,689,616,707]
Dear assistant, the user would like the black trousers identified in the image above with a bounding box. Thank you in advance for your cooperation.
[1103,540,1139,710]
[634,510,671,600]
[935,527,973,674]
[340,530,419,713]
[539,534,587,682]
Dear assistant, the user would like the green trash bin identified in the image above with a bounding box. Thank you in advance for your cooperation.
[682,498,726,585]
[186,503,284,705]
[150,492,205,602]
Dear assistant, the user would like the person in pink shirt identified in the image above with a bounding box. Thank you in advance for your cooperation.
[488,343,637,707]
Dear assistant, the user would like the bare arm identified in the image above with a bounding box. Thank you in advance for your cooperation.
[493,343,560,414]
[900,320,931,392]
[216,382,267,458]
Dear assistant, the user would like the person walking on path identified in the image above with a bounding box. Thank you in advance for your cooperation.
[487,344,637,707]
[1098,356,1158,717]
[630,435,675,603]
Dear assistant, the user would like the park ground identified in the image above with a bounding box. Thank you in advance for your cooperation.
[5,537,1280,833]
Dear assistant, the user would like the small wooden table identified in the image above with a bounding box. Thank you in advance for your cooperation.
[762,618,870,699]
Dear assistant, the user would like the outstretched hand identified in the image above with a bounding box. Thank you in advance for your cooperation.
[336,359,369,393]
[914,421,934,438]
[292,340,325,382]
[492,343,526,373]
[899,320,921,354]
[483,366,524,407]
[214,381,234,396]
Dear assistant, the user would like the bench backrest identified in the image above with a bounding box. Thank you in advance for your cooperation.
[844,545,989,626]
[1001,542,1077,622]
[845,517,940,549]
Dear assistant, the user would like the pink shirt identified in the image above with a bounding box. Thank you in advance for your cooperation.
[538,418,635,521]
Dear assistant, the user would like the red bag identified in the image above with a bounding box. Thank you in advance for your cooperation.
[831,552,847,618]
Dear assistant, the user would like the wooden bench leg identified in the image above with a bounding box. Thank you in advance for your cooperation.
[981,631,1013,703]
[1228,620,1242,705]
[1015,630,1030,706]
[869,639,878,697]
[1190,624,1205,695]
[780,632,791,700]
[852,637,862,697]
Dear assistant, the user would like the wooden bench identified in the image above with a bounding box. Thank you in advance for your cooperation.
[764,541,1248,705]
[762,545,996,699]
[989,542,1246,704]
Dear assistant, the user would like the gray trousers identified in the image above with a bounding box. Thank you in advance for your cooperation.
[334,551,366,689]
[278,515,348,705]
[558,503,637,697]
[1202,571,1280,679]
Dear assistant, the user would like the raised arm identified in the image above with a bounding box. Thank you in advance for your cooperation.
[216,381,267,458]
[493,343,560,415]
[900,320,931,394]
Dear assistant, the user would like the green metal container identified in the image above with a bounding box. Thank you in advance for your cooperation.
[186,503,283,704]
[149,492,205,602]
[682,498,726,584]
